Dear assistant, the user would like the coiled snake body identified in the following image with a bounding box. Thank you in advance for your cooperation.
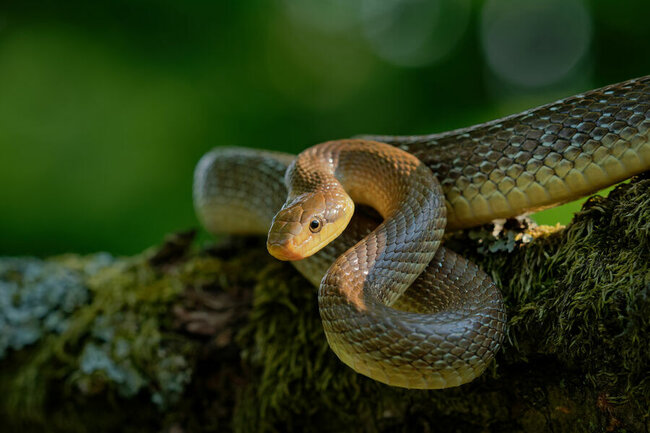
[193,77,650,389]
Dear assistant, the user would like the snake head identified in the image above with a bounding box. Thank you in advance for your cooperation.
[267,191,354,261]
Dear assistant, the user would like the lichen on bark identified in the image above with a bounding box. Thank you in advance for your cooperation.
[0,173,648,433]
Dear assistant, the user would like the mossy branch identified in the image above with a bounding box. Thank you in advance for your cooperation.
[1,173,648,433]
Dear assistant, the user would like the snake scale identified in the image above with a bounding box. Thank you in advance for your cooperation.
[193,76,650,389]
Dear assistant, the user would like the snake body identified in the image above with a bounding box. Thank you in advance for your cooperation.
[193,76,650,389]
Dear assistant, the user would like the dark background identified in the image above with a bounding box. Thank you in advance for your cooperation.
[1,0,648,256]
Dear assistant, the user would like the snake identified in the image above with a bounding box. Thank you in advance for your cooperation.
[193,76,650,389]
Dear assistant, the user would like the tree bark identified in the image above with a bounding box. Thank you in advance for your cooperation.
[1,173,648,433]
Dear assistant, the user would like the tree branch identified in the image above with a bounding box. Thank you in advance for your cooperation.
[1,173,648,433]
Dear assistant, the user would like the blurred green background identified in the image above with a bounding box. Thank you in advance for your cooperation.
[0,0,649,256]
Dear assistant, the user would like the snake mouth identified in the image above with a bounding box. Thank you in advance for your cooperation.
[267,238,304,261]
[267,226,338,261]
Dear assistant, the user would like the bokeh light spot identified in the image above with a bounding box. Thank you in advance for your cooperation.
[361,0,471,67]
[283,0,361,33]
[481,0,592,87]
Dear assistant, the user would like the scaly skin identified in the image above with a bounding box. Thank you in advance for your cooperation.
[364,76,650,228]
[193,76,650,389]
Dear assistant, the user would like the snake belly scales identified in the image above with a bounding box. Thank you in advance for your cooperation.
[193,76,650,389]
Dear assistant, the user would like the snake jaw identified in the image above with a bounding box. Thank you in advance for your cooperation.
[267,244,303,261]
[267,228,304,261]
[267,192,354,261]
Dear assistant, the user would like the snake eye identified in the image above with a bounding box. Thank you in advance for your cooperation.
[309,218,322,233]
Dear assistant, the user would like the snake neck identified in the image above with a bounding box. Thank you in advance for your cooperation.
[290,139,441,217]
[290,139,447,307]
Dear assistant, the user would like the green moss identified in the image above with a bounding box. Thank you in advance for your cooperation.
[0,249,197,431]
[469,173,650,410]
[0,257,96,358]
